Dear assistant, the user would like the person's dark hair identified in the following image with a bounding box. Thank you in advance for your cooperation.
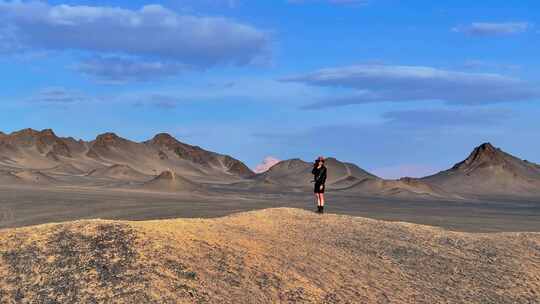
[314,156,325,167]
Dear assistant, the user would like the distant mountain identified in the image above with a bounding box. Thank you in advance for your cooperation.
[422,143,540,198]
[145,133,254,178]
[253,157,462,199]
[253,157,377,189]
[0,128,253,182]
[3,130,539,199]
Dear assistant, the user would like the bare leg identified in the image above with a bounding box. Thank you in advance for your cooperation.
[315,193,320,207]
[320,193,325,206]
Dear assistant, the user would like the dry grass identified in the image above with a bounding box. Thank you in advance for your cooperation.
[1,208,539,303]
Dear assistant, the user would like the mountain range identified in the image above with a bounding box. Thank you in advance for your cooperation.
[1,128,539,200]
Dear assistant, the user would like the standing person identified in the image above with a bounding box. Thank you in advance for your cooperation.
[312,156,327,213]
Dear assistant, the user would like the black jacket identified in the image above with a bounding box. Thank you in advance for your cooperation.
[312,166,327,184]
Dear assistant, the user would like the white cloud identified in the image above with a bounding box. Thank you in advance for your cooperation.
[0,1,270,68]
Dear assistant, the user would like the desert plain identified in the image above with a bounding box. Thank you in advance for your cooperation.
[0,128,539,303]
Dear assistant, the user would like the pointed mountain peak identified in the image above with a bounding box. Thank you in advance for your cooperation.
[469,142,503,159]
[39,129,57,137]
[476,142,497,153]
[452,142,506,170]
[96,132,120,140]
[149,133,182,146]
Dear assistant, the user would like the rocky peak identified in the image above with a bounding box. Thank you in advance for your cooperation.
[452,143,506,170]
[10,128,39,138]
[150,133,179,145]
[93,132,126,148]
[40,129,57,137]
[8,128,58,141]
[2,128,71,157]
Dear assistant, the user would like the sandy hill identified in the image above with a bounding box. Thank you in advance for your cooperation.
[141,170,199,192]
[255,157,377,188]
[423,143,540,198]
[0,208,538,303]
[87,164,148,181]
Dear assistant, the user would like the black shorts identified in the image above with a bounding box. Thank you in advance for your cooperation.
[314,183,325,193]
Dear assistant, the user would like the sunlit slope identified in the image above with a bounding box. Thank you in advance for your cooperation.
[1,208,539,303]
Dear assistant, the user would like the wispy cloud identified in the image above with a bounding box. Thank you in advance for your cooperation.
[461,60,521,71]
[452,22,531,36]
[280,65,540,108]
[27,87,96,105]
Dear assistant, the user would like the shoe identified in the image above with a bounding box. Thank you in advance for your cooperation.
[320,206,324,214]
[316,206,322,213]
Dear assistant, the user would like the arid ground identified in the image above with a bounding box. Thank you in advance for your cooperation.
[1,208,539,303]
[1,185,540,233]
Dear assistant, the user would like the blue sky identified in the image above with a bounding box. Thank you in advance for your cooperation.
[0,0,539,178]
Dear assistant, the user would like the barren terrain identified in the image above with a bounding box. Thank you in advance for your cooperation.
[1,208,539,303]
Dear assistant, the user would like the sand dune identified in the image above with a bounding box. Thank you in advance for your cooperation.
[0,208,538,303]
